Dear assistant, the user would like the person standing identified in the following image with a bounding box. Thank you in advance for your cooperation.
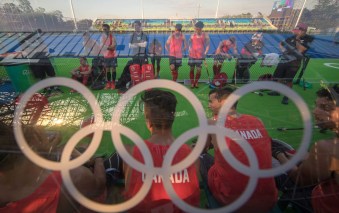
[129,20,148,66]
[233,32,264,83]
[165,24,187,82]
[148,38,162,78]
[200,87,278,212]
[213,36,237,76]
[268,23,313,105]
[101,24,117,90]
[188,21,210,88]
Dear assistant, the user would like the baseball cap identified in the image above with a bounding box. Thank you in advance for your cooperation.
[134,20,142,26]
[195,21,204,29]
[175,23,182,31]
[293,23,308,32]
[229,36,236,44]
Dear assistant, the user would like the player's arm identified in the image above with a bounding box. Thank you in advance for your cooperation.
[165,35,171,53]
[71,66,80,75]
[81,66,92,75]
[182,35,188,51]
[70,158,106,199]
[204,33,210,56]
[215,41,222,55]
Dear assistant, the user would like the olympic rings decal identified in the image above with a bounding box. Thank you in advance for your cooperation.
[13,78,312,213]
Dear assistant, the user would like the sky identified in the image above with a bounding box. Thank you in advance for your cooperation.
[21,0,315,20]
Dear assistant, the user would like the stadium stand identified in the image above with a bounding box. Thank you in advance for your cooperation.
[93,18,277,33]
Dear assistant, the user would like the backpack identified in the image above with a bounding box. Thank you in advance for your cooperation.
[90,57,106,90]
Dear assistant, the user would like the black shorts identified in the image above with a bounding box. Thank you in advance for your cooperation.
[188,58,204,68]
[29,59,56,79]
[132,55,148,65]
[273,60,301,82]
[104,57,118,68]
[169,56,182,68]
[150,56,161,66]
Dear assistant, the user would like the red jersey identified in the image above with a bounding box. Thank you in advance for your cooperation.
[216,40,235,54]
[189,32,208,59]
[125,140,200,212]
[101,33,117,58]
[312,179,339,213]
[208,114,278,212]
[168,33,185,58]
[0,172,62,213]
[79,64,90,74]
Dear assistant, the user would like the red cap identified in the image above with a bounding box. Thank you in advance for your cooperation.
[293,23,308,32]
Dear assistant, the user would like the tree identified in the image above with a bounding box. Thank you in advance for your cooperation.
[35,7,46,13]
[2,3,22,14]
[17,0,34,13]
[300,0,339,30]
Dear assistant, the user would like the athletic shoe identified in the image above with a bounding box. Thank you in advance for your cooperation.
[281,96,289,105]
[104,152,124,187]
[191,84,195,89]
[104,82,111,90]
[268,91,280,96]
[194,83,199,88]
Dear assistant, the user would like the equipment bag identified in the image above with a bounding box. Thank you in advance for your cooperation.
[129,64,142,86]
[211,72,228,88]
[141,64,154,81]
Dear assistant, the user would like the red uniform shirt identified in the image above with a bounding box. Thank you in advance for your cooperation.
[312,179,339,213]
[168,33,185,58]
[217,40,235,54]
[208,114,278,212]
[101,33,117,58]
[79,64,90,74]
[189,32,207,59]
[0,172,62,213]
[125,140,200,212]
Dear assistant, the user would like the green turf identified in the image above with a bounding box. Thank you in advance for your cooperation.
[28,57,339,157]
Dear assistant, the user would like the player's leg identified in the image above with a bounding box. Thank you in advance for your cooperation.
[188,58,195,88]
[194,59,203,88]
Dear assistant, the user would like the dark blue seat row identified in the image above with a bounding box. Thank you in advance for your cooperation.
[0,32,338,59]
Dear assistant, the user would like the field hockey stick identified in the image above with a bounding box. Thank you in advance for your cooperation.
[277,126,321,131]
[230,84,263,96]
[203,59,211,84]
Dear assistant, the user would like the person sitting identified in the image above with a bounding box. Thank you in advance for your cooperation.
[273,84,339,212]
[0,122,106,212]
[200,86,278,212]
[70,57,92,92]
[123,89,200,212]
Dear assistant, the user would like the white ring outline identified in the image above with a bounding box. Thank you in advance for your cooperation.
[162,81,312,212]
[111,79,208,175]
[61,123,155,213]
[12,79,313,212]
[216,81,312,177]
[13,77,104,170]
[163,125,259,213]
